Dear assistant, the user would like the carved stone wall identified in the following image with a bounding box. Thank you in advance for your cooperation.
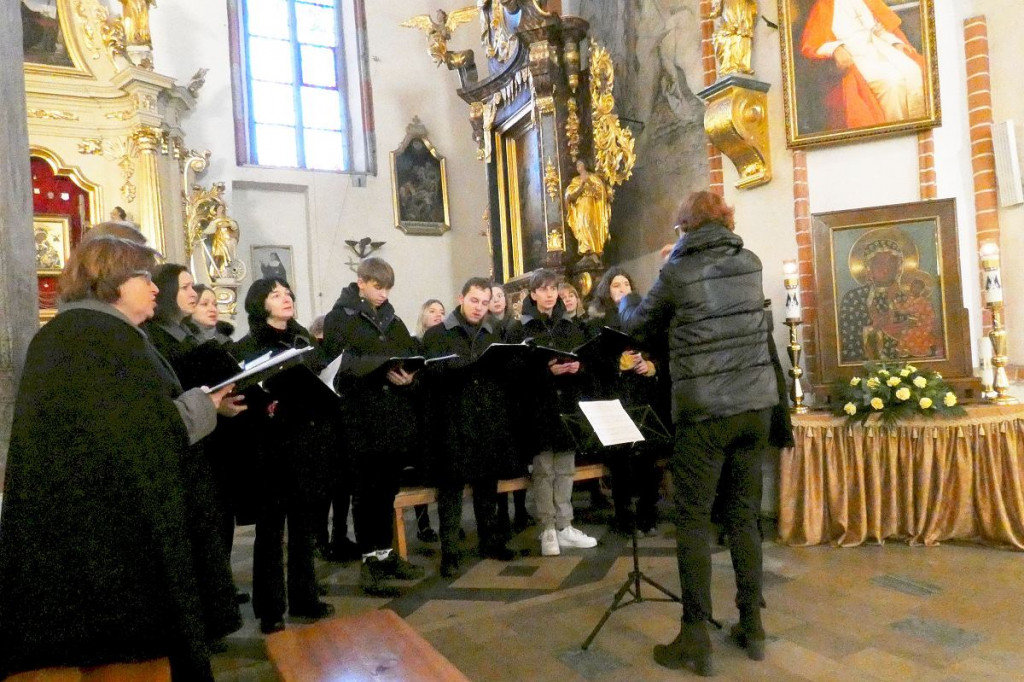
[0,3,39,480]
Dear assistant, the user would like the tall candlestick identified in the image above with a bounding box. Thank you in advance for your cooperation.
[782,259,801,321]
[979,242,1017,405]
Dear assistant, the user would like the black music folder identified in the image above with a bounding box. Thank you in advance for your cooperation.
[205,346,314,393]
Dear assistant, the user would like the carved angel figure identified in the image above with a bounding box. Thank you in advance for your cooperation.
[402,7,478,69]
[119,0,156,46]
[710,0,757,76]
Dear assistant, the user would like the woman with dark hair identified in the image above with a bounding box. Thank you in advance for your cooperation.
[189,284,235,344]
[588,266,666,535]
[142,263,200,369]
[0,236,241,680]
[233,278,334,634]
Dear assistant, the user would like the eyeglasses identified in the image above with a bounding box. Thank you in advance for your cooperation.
[673,224,685,238]
[128,270,153,282]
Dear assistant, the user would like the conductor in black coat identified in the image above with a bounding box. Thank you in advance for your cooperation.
[421,277,522,577]
[0,237,240,681]
[232,278,334,634]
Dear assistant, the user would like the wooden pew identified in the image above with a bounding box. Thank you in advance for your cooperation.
[266,609,470,682]
[4,660,171,682]
[391,462,609,559]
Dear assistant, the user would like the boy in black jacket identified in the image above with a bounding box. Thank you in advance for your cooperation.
[421,277,522,577]
[506,269,598,557]
[322,258,425,596]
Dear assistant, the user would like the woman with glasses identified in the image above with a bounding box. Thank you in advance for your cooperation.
[0,236,241,681]
[232,278,335,634]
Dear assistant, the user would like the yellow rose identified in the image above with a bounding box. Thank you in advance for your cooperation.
[907,365,917,373]
[895,387,911,401]
[944,392,957,407]
[913,376,927,388]
[887,376,901,387]
[900,368,911,377]
[870,397,884,410]
[850,377,862,386]
[867,377,881,389]
[844,402,857,415]
[919,397,934,409]
[878,369,890,376]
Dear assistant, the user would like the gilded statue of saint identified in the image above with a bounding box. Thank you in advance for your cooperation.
[120,0,156,46]
[710,0,757,76]
[564,161,612,256]
[206,204,239,280]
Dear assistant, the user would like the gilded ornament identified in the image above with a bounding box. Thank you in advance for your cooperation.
[206,205,241,280]
[565,97,581,162]
[588,45,636,188]
[478,0,519,62]
[119,0,156,47]
[78,139,103,155]
[402,7,479,69]
[564,160,612,256]
[547,230,564,252]
[710,0,757,76]
[699,78,772,188]
[73,0,114,61]
[27,109,79,121]
[544,160,560,200]
[101,17,128,63]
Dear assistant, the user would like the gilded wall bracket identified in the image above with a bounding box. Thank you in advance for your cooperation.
[697,75,772,190]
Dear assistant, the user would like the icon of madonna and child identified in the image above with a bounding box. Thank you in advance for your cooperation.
[836,224,945,364]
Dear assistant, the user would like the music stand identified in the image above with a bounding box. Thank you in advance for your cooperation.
[561,404,684,650]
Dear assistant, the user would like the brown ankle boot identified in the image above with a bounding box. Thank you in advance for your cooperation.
[730,608,766,661]
[653,621,714,676]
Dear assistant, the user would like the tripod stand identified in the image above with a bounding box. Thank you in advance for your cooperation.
[581,478,680,650]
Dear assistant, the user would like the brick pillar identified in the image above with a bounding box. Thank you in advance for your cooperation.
[917,130,936,200]
[793,150,816,380]
[964,16,999,333]
[700,0,724,195]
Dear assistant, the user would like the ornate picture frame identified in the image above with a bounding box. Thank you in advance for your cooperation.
[810,198,973,393]
[390,117,450,236]
[778,0,940,148]
[34,214,72,275]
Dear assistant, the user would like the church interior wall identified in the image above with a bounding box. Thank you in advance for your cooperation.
[150,0,489,331]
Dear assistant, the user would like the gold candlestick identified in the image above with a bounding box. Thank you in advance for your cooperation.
[980,242,1017,405]
[785,318,808,414]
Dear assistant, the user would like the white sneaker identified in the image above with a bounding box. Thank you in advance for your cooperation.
[557,525,597,549]
[540,528,560,556]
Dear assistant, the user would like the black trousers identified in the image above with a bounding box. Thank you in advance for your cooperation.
[438,478,500,557]
[608,444,662,531]
[352,477,400,555]
[671,408,771,624]
[252,492,318,620]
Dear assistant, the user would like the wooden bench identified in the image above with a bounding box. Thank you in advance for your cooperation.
[392,462,609,559]
[4,660,171,682]
[266,609,470,682]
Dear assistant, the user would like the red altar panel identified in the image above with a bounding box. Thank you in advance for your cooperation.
[31,157,90,311]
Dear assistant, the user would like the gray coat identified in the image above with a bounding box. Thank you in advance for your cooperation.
[618,221,778,424]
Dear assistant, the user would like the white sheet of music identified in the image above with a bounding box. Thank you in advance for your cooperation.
[319,351,344,396]
[579,400,645,446]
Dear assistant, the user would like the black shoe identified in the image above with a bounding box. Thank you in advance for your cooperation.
[730,608,766,661]
[259,617,285,635]
[512,513,535,533]
[653,622,714,676]
[381,553,426,580]
[416,527,439,543]
[440,554,461,578]
[359,557,400,597]
[324,537,361,563]
[480,543,520,561]
[290,600,335,621]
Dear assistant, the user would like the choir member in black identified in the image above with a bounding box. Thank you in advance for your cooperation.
[0,236,240,681]
[142,263,200,368]
[411,299,445,543]
[233,278,334,634]
[421,278,523,577]
[587,267,667,535]
[506,269,598,556]
[189,284,235,344]
[322,258,426,596]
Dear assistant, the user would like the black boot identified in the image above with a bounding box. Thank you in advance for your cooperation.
[730,607,766,660]
[653,621,714,676]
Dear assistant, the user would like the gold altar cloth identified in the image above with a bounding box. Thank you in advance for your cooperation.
[778,404,1024,549]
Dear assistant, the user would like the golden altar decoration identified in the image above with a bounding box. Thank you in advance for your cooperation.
[778,404,1024,550]
[406,1,635,291]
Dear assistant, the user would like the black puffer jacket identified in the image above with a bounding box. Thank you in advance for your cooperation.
[322,283,419,464]
[619,221,778,424]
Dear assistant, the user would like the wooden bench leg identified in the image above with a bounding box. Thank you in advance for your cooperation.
[394,507,408,560]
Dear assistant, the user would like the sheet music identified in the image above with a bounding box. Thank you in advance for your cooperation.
[204,346,313,393]
[319,351,344,396]
[578,400,645,446]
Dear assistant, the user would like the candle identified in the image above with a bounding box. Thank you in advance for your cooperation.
[980,242,1003,305]
[782,259,801,321]
[980,336,994,388]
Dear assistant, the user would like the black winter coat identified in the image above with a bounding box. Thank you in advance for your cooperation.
[619,222,778,424]
[421,310,523,483]
[505,297,592,454]
[322,283,419,467]
[0,307,239,678]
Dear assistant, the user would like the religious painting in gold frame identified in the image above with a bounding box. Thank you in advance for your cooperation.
[34,214,72,276]
[22,0,93,77]
[390,118,450,236]
[777,0,940,148]
[810,198,973,394]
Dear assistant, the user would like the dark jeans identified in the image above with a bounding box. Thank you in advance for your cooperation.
[352,478,400,555]
[438,478,500,557]
[252,493,317,620]
[608,444,662,531]
[671,408,771,624]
